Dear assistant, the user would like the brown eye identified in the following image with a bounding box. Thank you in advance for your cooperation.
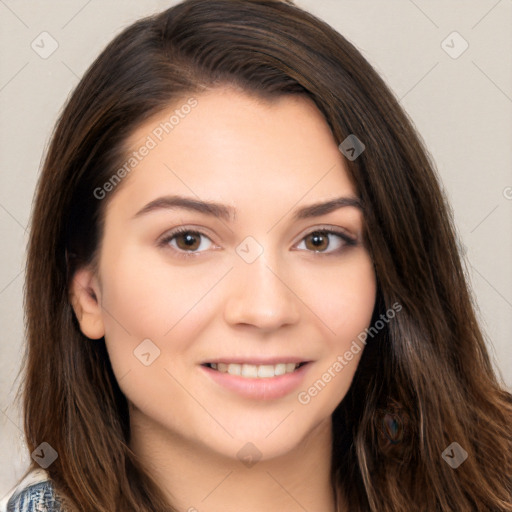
[296,229,356,254]
[304,231,329,251]
[160,229,214,255]
[175,232,201,251]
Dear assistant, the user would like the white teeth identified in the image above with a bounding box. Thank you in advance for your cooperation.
[209,362,302,378]
[227,363,241,375]
[242,364,259,378]
[274,363,287,376]
[257,365,275,378]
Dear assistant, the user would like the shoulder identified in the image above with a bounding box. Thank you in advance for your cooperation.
[0,468,61,512]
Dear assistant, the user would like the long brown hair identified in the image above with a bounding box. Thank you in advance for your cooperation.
[22,0,512,510]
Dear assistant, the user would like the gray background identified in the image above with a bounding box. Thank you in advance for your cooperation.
[1,0,511,498]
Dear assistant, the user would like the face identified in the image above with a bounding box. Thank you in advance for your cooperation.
[72,87,376,461]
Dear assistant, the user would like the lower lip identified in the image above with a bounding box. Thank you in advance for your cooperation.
[200,363,312,400]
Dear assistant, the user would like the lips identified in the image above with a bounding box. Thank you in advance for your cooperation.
[203,361,308,379]
[201,357,309,366]
[200,360,312,400]
[201,357,310,378]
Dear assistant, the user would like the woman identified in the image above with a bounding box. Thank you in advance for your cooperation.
[4,0,511,510]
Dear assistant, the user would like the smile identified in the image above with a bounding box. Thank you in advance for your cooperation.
[200,361,312,400]
[203,362,307,379]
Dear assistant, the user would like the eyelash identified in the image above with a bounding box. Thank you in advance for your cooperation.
[158,225,358,260]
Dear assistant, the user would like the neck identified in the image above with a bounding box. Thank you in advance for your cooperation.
[130,413,340,512]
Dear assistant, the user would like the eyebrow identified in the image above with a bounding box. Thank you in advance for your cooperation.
[132,195,362,222]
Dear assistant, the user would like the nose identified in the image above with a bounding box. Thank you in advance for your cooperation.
[223,253,301,332]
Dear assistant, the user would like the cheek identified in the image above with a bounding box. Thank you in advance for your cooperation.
[295,251,376,405]
[300,250,377,342]
[97,248,230,367]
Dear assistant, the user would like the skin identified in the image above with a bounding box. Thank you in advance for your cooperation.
[71,87,377,512]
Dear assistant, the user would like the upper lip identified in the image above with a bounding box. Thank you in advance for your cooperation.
[201,357,311,365]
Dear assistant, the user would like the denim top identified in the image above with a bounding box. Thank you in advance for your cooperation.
[1,470,61,512]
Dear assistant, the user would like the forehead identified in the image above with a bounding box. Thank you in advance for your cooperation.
[108,87,357,219]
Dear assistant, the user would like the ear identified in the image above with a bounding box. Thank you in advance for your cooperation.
[69,267,105,340]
